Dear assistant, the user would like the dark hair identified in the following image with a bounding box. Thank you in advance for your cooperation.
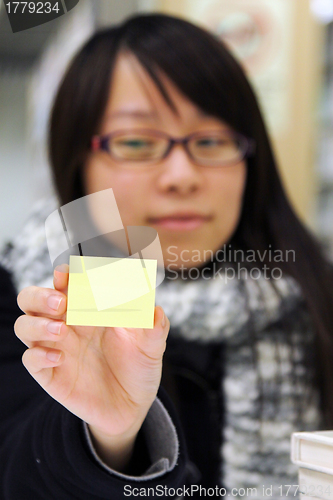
[49,13,333,425]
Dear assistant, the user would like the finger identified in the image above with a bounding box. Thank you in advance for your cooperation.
[22,345,64,376]
[136,306,170,360]
[154,306,170,332]
[14,314,68,348]
[17,286,67,318]
[53,264,69,294]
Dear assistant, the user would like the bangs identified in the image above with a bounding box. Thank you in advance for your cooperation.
[119,15,257,138]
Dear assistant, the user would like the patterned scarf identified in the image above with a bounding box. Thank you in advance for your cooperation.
[0,197,323,499]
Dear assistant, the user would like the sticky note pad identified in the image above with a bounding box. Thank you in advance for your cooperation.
[67,255,157,329]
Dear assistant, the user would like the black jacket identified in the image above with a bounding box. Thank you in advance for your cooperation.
[0,267,195,499]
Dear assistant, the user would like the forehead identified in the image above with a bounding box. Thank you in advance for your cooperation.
[103,53,203,123]
[99,53,233,135]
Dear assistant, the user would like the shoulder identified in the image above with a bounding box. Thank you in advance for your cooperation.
[0,197,57,291]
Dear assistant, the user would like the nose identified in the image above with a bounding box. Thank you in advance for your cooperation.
[156,143,203,196]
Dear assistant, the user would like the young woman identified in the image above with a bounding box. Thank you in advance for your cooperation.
[3,13,333,499]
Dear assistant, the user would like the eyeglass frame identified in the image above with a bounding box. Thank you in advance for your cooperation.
[91,128,256,167]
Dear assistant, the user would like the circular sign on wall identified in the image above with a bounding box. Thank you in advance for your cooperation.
[214,8,278,75]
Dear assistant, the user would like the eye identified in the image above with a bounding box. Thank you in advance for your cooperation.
[111,134,165,161]
[195,137,228,148]
[117,139,155,149]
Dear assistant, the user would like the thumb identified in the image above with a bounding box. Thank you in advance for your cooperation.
[139,306,169,360]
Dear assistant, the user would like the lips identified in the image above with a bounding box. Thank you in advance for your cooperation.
[147,213,212,231]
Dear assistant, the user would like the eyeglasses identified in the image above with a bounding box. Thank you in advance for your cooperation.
[91,129,255,167]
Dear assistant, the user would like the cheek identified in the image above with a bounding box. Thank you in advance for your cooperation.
[211,164,247,228]
[83,158,150,223]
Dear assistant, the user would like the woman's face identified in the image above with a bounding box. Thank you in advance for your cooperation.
[84,54,247,269]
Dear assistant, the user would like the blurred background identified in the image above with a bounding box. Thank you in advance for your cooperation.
[1,0,333,256]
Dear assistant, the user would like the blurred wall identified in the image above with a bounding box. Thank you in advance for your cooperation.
[0,70,37,247]
[316,21,333,257]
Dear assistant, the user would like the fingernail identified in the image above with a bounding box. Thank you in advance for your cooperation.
[55,264,69,274]
[47,321,62,335]
[47,295,62,311]
[46,351,62,362]
[161,312,166,328]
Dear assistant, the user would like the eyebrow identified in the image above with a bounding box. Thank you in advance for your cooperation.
[105,110,159,120]
[105,108,218,122]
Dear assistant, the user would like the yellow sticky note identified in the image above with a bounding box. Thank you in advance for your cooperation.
[67,255,157,329]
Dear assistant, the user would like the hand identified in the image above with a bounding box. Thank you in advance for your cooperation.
[14,265,170,470]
